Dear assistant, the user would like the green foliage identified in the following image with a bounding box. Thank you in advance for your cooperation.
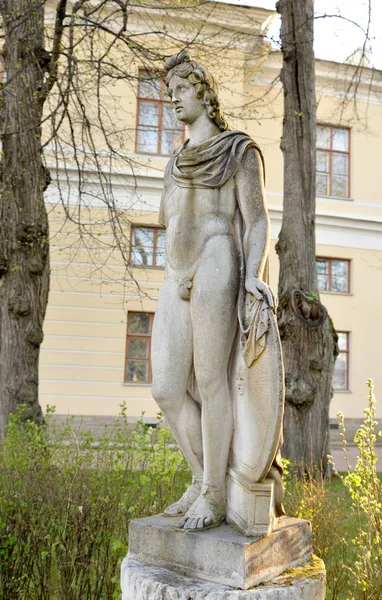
[284,468,353,599]
[0,406,190,600]
[284,380,382,599]
[2,382,381,599]
[338,379,382,600]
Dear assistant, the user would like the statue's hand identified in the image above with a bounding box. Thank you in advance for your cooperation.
[245,278,276,311]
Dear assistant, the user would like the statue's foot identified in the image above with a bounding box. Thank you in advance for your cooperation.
[177,486,225,531]
[163,478,202,517]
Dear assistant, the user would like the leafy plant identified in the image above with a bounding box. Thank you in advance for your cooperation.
[0,406,190,599]
[338,379,382,600]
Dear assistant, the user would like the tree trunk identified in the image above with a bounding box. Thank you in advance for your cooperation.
[0,0,50,435]
[276,0,338,475]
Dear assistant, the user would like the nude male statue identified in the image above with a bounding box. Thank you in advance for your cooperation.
[151,50,282,532]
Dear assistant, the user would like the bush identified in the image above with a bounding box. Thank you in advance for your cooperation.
[284,379,382,599]
[0,406,190,600]
[283,463,352,599]
[338,379,382,600]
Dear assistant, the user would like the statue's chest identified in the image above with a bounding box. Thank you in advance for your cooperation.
[165,178,235,219]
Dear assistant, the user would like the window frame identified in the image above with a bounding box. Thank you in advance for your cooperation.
[124,312,154,384]
[316,124,351,199]
[135,69,185,156]
[130,224,165,269]
[316,257,351,294]
[333,331,350,392]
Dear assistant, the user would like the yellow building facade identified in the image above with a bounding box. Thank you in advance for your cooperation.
[40,3,382,431]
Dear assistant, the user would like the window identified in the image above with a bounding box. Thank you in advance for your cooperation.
[316,125,350,198]
[136,71,184,155]
[333,332,349,391]
[316,258,350,293]
[130,226,165,267]
[125,312,154,383]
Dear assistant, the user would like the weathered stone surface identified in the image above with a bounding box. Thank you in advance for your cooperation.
[150,50,285,532]
[127,514,312,589]
[226,472,276,537]
[121,556,326,600]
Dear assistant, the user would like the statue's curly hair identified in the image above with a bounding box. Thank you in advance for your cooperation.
[163,50,229,132]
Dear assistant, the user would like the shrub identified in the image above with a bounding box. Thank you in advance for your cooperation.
[0,406,190,600]
[338,379,382,600]
[283,464,352,599]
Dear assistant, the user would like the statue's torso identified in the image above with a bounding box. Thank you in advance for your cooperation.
[161,175,239,279]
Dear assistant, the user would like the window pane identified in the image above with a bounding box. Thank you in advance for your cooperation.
[155,230,166,267]
[162,104,178,129]
[332,276,348,293]
[337,332,348,351]
[128,338,149,359]
[128,313,151,335]
[317,151,329,172]
[333,351,347,390]
[316,173,329,195]
[316,259,329,274]
[126,360,148,383]
[137,128,159,154]
[332,128,349,151]
[132,228,154,266]
[161,129,183,155]
[333,369,347,390]
[332,153,348,176]
[332,260,348,279]
[317,126,330,149]
[139,103,159,127]
[317,273,329,291]
[332,175,348,198]
[139,73,161,99]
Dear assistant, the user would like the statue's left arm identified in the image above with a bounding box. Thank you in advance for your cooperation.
[235,145,274,308]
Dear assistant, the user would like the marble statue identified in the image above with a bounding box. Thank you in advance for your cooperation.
[151,50,284,533]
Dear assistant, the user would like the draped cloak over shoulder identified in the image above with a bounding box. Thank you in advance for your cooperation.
[169,129,264,189]
[158,130,265,227]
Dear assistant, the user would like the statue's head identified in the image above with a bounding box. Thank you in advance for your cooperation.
[163,50,229,131]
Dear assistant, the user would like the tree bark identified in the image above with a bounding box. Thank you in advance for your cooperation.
[276,0,338,475]
[0,0,50,435]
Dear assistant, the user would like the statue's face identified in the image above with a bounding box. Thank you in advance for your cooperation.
[167,74,206,125]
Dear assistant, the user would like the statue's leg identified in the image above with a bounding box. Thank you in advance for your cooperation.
[178,236,238,531]
[151,279,204,514]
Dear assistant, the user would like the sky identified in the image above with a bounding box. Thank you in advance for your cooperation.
[217,0,382,69]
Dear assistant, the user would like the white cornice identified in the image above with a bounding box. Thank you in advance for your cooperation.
[246,51,382,106]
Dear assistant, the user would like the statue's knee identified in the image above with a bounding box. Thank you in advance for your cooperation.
[151,382,173,411]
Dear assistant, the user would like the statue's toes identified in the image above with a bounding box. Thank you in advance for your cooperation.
[164,503,182,516]
[178,515,187,528]
[203,515,214,527]
[196,517,205,529]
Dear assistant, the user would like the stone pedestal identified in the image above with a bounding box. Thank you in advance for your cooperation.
[226,470,276,536]
[121,556,326,599]
[127,514,312,589]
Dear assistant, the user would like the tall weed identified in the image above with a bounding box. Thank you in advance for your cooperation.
[338,379,382,599]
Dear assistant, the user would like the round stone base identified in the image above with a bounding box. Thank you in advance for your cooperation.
[122,556,326,600]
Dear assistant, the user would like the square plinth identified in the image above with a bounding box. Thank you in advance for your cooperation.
[227,470,277,537]
[128,514,312,589]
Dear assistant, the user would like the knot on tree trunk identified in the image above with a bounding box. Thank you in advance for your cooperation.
[29,256,44,274]
[26,325,44,347]
[290,289,327,327]
[285,375,316,409]
[9,293,30,317]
